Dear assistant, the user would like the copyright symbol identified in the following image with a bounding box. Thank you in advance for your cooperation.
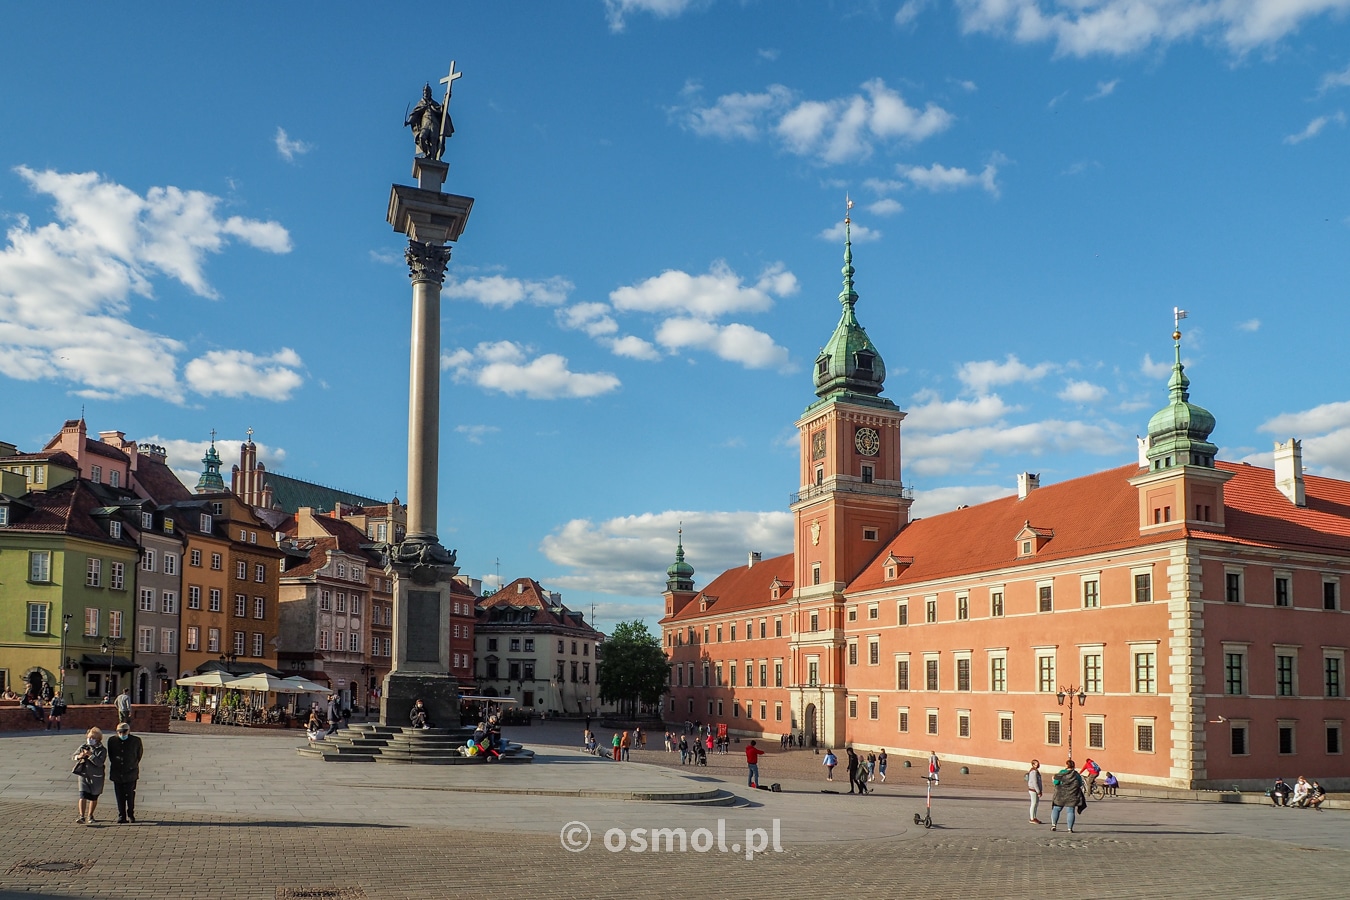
[560,820,591,852]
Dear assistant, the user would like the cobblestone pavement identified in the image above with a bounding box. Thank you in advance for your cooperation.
[2,725,1348,899]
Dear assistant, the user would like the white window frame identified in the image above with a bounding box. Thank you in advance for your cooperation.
[1224,566,1244,604]
[1045,713,1063,746]
[1035,648,1057,693]
[29,550,51,583]
[1275,644,1300,697]
[1274,570,1293,608]
[1081,573,1100,608]
[988,649,1008,692]
[138,626,155,653]
[142,549,156,572]
[990,584,1005,617]
[1080,644,1105,694]
[161,591,177,614]
[27,602,49,634]
[1222,641,1249,697]
[1131,565,1154,603]
[998,712,1014,742]
[86,557,101,587]
[1130,642,1160,695]
[1134,717,1157,754]
[110,562,124,590]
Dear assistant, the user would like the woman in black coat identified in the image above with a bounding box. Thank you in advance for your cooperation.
[1050,758,1086,833]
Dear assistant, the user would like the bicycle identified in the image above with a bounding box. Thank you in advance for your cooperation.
[1087,780,1106,800]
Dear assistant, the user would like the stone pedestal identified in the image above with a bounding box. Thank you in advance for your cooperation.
[381,670,461,731]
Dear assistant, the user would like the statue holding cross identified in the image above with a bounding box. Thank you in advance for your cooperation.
[404,61,463,161]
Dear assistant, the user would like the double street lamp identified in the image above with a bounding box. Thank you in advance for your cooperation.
[1056,685,1087,761]
[59,614,72,689]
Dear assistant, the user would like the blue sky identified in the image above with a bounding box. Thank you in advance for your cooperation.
[2,1,1349,632]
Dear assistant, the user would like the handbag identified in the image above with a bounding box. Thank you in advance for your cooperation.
[72,759,89,777]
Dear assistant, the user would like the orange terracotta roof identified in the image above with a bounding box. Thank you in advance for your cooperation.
[849,463,1172,592]
[664,553,795,623]
[478,578,601,634]
[1195,462,1350,553]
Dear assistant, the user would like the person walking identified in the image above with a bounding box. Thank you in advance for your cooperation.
[72,727,108,825]
[115,687,133,726]
[326,695,341,735]
[1050,758,1086,833]
[107,722,144,823]
[866,752,877,783]
[47,691,67,731]
[877,749,888,783]
[611,732,621,761]
[678,735,689,765]
[823,748,838,781]
[745,739,765,788]
[1026,759,1043,824]
[846,747,861,794]
[928,750,941,785]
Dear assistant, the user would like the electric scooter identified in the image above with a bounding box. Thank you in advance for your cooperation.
[913,773,936,828]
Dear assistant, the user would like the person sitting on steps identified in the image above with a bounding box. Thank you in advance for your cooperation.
[409,699,431,730]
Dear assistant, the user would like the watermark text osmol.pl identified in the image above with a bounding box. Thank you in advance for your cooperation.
[560,819,784,860]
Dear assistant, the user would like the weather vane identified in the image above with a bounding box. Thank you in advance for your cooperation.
[1173,307,1188,341]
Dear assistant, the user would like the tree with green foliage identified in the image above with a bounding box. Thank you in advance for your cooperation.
[596,620,669,717]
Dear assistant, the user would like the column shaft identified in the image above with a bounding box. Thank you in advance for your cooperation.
[406,278,441,541]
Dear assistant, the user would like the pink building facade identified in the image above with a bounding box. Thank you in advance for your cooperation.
[661,225,1350,789]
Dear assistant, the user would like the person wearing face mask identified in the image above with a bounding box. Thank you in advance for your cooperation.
[72,727,108,825]
[107,722,144,823]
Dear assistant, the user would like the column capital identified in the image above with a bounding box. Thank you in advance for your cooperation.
[405,240,453,284]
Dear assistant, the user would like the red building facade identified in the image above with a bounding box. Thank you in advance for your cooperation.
[662,225,1350,789]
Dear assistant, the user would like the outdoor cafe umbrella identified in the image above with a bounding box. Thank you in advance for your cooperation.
[281,676,332,693]
[175,672,236,688]
[225,673,310,694]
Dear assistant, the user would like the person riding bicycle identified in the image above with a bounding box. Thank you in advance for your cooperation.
[1080,757,1102,794]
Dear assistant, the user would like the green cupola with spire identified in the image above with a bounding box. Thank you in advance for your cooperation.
[196,432,226,493]
[665,529,695,593]
[812,212,890,405]
[1144,319,1218,471]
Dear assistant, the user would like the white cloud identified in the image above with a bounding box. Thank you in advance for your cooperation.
[184,348,304,400]
[556,302,618,337]
[909,483,1016,519]
[681,79,953,164]
[1238,318,1261,332]
[1253,401,1350,479]
[954,79,979,92]
[0,167,291,402]
[906,392,1020,431]
[1284,111,1346,144]
[540,509,793,597]
[1058,379,1108,404]
[900,159,1001,197]
[1048,90,1070,108]
[1320,62,1350,93]
[907,419,1127,476]
[608,334,662,361]
[895,0,928,27]
[955,0,1350,57]
[441,340,620,399]
[147,434,286,490]
[368,249,402,265]
[1086,78,1120,100]
[1258,399,1350,436]
[654,318,790,369]
[610,261,796,317]
[819,221,882,242]
[868,198,904,216]
[273,127,312,162]
[757,48,780,62]
[957,354,1056,392]
[604,0,698,32]
[443,273,573,308]
[455,424,500,444]
[1140,352,1172,379]
[682,85,795,140]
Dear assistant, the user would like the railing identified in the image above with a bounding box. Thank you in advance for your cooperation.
[790,481,915,505]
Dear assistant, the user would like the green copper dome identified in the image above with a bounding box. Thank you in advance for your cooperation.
[665,530,694,593]
[195,434,226,493]
[1144,333,1217,470]
[813,219,887,401]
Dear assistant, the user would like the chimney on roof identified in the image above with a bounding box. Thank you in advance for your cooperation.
[1273,438,1306,507]
[1137,436,1149,467]
[748,551,761,567]
[1017,472,1040,500]
[517,582,525,594]
[0,441,16,458]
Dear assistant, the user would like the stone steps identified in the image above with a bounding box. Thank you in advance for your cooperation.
[296,723,533,764]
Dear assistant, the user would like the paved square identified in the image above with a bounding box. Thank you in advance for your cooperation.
[2,723,1347,898]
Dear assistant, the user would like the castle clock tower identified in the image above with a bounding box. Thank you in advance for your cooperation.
[789,209,911,748]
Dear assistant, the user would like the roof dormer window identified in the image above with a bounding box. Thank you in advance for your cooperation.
[0,505,9,527]
[854,351,874,374]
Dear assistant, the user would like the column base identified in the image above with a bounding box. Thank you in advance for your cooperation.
[380,671,461,729]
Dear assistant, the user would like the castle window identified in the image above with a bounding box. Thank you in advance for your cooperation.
[861,465,874,484]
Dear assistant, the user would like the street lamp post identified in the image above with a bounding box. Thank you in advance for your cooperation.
[101,637,124,700]
[60,614,72,690]
[1056,685,1087,761]
[218,653,239,674]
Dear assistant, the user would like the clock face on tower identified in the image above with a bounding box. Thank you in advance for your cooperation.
[854,427,880,457]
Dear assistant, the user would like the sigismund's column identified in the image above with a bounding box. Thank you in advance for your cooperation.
[381,64,474,728]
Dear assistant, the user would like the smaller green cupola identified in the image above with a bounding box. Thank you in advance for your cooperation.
[665,528,695,593]
[196,430,226,493]
[813,211,887,401]
[1144,317,1217,471]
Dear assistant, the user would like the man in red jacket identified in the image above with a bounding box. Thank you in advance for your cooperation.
[745,740,765,788]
